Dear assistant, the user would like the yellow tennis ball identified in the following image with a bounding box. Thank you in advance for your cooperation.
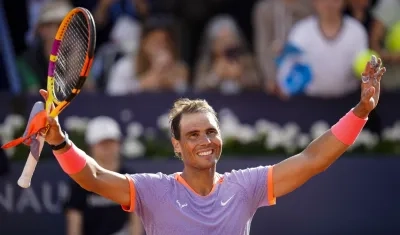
[353,50,379,78]
[385,21,400,52]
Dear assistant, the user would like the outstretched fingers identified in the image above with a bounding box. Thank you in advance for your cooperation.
[376,66,386,82]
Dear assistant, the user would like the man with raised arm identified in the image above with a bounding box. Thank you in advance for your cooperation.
[41,56,385,235]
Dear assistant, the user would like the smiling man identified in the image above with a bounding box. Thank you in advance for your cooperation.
[40,56,385,235]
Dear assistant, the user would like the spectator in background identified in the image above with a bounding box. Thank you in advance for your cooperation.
[106,16,188,95]
[370,0,400,91]
[193,15,260,94]
[252,0,311,97]
[344,0,377,36]
[88,17,142,91]
[93,0,149,29]
[25,0,53,47]
[16,0,72,93]
[64,116,143,235]
[287,0,368,98]
[93,0,149,47]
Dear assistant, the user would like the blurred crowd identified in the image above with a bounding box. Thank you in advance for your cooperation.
[1,0,400,98]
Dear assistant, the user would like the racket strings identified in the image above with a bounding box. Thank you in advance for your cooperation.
[54,12,90,101]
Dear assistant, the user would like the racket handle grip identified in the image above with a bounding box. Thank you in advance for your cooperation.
[17,136,45,188]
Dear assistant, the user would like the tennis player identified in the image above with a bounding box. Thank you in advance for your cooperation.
[40,58,385,234]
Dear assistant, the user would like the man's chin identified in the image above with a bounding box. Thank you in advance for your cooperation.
[196,155,218,167]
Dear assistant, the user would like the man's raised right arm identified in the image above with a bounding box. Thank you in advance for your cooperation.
[39,88,132,208]
[53,141,132,207]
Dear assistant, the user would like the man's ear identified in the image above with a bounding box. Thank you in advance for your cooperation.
[171,137,181,154]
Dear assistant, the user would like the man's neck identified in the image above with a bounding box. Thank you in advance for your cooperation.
[319,14,342,27]
[181,167,218,196]
[319,14,343,38]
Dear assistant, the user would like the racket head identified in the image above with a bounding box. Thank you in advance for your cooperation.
[46,7,96,116]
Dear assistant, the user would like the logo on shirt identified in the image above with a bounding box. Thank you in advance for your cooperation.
[221,195,235,206]
[176,200,187,209]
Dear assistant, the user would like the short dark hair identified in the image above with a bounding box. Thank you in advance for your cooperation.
[168,98,218,140]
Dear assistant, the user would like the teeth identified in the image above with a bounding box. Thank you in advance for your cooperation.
[198,150,212,156]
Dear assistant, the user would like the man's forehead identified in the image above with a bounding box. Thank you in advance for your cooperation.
[180,112,218,131]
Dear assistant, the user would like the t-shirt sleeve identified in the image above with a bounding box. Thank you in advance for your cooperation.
[63,180,86,212]
[121,172,171,216]
[226,165,276,210]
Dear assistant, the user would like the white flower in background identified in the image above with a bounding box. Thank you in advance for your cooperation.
[280,123,301,154]
[280,123,297,152]
[4,114,25,129]
[157,113,170,131]
[254,119,268,135]
[64,116,89,133]
[0,114,26,158]
[120,109,133,123]
[382,126,396,142]
[219,108,241,140]
[126,122,143,138]
[254,119,280,136]
[349,130,379,150]
[360,130,379,149]
[382,121,400,142]
[282,122,300,138]
[264,127,282,150]
[236,124,257,144]
[122,137,145,159]
[394,121,400,136]
[310,120,330,139]
[390,121,400,141]
[296,133,310,149]
[0,122,16,141]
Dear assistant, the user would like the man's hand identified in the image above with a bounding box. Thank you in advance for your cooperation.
[272,55,387,198]
[39,89,65,146]
[353,55,386,119]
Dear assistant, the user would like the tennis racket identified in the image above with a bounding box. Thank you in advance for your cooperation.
[17,7,96,188]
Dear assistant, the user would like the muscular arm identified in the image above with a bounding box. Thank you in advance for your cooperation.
[54,144,131,207]
[272,105,368,198]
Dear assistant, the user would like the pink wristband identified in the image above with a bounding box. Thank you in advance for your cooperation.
[331,109,368,145]
[53,142,87,174]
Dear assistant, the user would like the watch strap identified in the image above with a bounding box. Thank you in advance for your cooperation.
[50,131,69,150]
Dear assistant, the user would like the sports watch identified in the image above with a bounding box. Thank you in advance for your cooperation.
[50,131,69,150]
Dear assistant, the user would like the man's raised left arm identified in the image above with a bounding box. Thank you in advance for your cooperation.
[271,56,386,198]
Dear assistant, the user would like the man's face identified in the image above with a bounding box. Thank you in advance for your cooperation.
[172,112,223,170]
